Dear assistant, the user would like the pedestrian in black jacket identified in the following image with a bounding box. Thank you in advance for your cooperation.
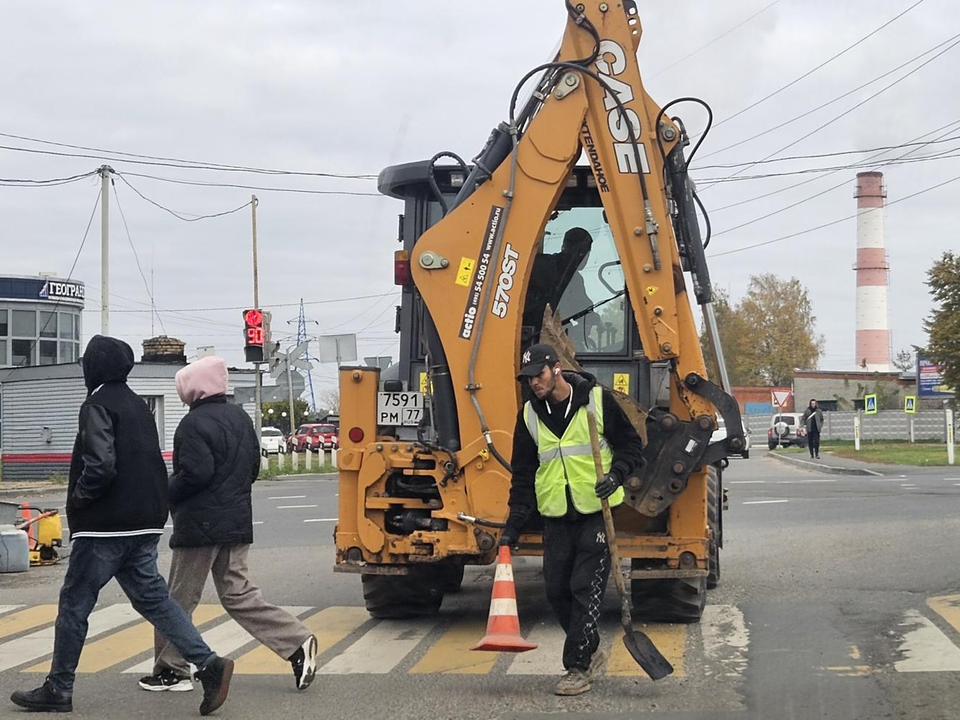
[10,336,233,716]
[499,344,644,697]
[140,356,318,694]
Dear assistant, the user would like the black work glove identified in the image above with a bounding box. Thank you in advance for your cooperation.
[498,526,520,547]
[595,473,621,500]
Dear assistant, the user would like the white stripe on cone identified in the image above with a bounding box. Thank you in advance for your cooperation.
[494,563,514,583]
[489,598,519,617]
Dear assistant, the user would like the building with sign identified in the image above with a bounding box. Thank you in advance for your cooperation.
[0,274,84,368]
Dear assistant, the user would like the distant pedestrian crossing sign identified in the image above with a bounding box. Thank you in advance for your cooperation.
[864,394,878,415]
[904,395,917,414]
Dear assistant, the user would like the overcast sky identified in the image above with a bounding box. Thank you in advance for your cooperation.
[2,0,957,403]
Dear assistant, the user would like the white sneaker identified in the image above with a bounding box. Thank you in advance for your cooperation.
[138,669,193,692]
[290,635,318,690]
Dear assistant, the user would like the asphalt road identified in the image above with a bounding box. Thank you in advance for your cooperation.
[2,453,960,719]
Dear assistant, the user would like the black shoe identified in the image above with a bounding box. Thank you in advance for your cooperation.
[289,635,319,690]
[138,668,193,692]
[10,681,73,713]
[194,657,234,716]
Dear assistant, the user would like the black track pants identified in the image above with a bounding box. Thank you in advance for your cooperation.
[542,512,610,671]
[808,430,821,457]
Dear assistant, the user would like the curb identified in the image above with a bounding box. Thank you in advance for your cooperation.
[0,484,66,499]
[768,451,882,476]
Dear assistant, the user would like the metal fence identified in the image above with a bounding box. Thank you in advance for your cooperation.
[743,410,955,442]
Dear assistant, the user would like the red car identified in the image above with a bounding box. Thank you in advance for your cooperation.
[287,423,340,452]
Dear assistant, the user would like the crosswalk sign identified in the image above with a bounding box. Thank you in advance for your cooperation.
[904,395,917,414]
[864,393,878,415]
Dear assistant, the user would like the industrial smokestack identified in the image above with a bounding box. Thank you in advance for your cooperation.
[853,171,890,371]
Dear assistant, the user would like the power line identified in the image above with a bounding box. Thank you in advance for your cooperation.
[708,171,960,258]
[695,145,960,184]
[102,291,398,314]
[119,171,382,197]
[0,170,99,187]
[115,174,253,222]
[698,30,960,160]
[111,182,167,335]
[0,131,376,180]
[709,0,926,131]
[700,35,960,189]
[709,117,960,212]
[648,0,784,79]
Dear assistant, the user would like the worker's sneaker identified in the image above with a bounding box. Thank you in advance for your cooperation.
[586,646,609,681]
[138,668,193,692]
[289,634,319,690]
[10,681,73,713]
[194,656,234,716]
[554,668,591,696]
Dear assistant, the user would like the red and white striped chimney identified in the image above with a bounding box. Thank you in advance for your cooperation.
[853,171,890,371]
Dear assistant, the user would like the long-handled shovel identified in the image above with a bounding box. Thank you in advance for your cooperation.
[586,410,674,681]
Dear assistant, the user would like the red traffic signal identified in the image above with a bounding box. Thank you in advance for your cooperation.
[243,308,265,363]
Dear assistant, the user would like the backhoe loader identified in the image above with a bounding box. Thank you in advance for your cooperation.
[334,0,745,623]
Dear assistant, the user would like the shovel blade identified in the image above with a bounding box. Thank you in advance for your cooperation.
[622,631,674,681]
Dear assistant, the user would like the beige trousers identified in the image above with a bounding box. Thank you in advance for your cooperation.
[154,543,310,675]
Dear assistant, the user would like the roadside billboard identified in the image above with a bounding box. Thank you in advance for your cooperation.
[917,355,955,398]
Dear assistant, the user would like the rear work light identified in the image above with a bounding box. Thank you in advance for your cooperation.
[348,427,365,443]
[394,250,411,286]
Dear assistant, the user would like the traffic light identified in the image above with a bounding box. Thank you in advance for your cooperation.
[243,308,265,363]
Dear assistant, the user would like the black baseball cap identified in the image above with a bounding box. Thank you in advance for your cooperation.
[517,343,559,379]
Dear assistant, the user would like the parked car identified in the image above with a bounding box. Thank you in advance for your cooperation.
[711,418,751,459]
[288,423,340,452]
[260,427,286,456]
[767,413,807,449]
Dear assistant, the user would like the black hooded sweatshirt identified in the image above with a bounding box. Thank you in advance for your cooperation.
[505,370,644,529]
[66,335,169,538]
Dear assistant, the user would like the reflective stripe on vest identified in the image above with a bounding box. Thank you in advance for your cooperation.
[523,386,623,517]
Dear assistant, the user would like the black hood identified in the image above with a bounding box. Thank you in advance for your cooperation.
[82,335,135,392]
[526,369,597,415]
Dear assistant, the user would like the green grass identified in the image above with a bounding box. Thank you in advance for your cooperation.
[257,452,336,479]
[773,440,955,466]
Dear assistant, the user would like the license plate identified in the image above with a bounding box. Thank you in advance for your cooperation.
[377,392,424,426]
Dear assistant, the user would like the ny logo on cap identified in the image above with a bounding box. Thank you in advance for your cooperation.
[522,350,531,364]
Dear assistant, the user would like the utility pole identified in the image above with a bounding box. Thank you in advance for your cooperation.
[99,165,113,335]
[251,195,263,444]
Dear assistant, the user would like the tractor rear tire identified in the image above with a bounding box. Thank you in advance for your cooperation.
[439,564,465,594]
[361,567,445,619]
[707,465,721,589]
[630,573,707,624]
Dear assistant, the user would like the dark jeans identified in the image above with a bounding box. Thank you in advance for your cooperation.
[542,512,610,671]
[47,535,216,695]
[808,430,821,457]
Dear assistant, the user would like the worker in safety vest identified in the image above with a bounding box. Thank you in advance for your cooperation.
[499,343,644,696]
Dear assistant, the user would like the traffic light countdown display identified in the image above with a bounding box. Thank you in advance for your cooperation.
[243,308,271,363]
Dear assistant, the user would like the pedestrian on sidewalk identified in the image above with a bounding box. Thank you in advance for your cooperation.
[139,356,318,695]
[498,344,645,696]
[802,399,824,459]
[10,336,233,716]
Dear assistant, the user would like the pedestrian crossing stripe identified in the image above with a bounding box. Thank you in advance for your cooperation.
[2,598,960,677]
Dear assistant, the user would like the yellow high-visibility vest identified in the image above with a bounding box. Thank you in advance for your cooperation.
[523,386,623,517]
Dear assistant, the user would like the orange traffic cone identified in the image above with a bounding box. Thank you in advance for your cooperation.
[471,546,537,653]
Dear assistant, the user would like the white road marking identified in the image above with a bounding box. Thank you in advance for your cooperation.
[303,518,337,523]
[894,609,960,672]
[0,606,23,616]
[0,604,141,672]
[728,480,766,485]
[777,479,836,484]
[253,521,264,525]
[123,606,309,674]
[276,504,318,509]
[506,622,567,675]
[319,618,437,674]
[268,495,306,500]
[743,500,789,505]
[702,604,750,681]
